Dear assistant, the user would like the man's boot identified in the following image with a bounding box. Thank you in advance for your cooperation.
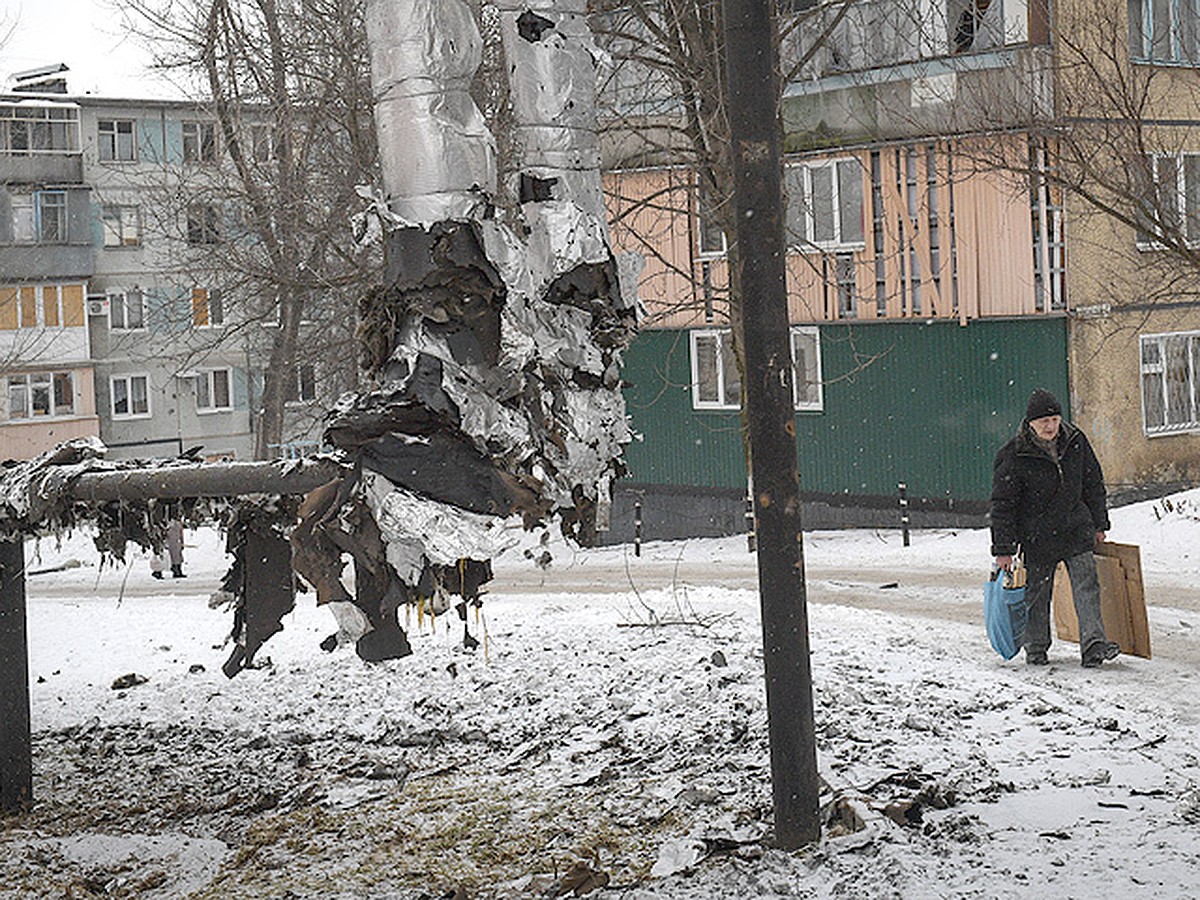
[172,564,186,579]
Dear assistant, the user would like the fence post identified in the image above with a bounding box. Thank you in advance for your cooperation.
[899,482,910,547]
[0,536,32,813]
[633,498,643,557]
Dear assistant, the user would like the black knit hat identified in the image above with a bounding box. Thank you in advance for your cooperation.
[1025,388,1062,422]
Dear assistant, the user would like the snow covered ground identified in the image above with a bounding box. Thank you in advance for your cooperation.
[4,490,1200,898]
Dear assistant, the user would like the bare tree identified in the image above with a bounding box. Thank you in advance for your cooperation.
[119,0,379,458]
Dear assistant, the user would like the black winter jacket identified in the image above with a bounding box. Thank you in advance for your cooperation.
[989,421,1111,563]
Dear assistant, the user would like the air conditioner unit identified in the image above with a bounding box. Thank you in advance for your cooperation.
[87,297,110,317]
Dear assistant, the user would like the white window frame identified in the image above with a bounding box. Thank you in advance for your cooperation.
[691,327,825,412]
[101,204,141,247]
[186,203,220,245]
[108,291,146,331]
[7,371,75,419]
[690,329,742,410]
[1140,330,1200,435]
[790,326,824,411]
[785,158,866,252]
[196,367,233,413]
[191,287,224,328]
[0,103,80,156]
[695,177,727,258]
[98,119,136,162]
[110,373,151,419]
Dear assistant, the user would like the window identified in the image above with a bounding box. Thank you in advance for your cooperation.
[696,179,727,257]
[1130,0,1200,63]
[1137,153,1200,247]
[191,287,224,327]
[37,191,66,243]
[111,374,150,418]
[102,205,141,247]
[785,158,865,250]
[286,364,317,403]
[109,291,145,330]
[1141,330,1200,434]
[790,327,823,410]
[691,327,824,411]
[186,203,220,244]
[13,192,67,244]
[98,119,135,161]
[196,368,233,412]
[0,104,80,155]
[7,371,74,419]
[691,329,742,409]
[251,123,274,163]
[182,121,217,163]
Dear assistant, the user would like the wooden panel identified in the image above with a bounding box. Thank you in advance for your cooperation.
[1052,542,1151,659]
[0,287,17,330]
[42,285,59,327]
[62,284,84,327]
[879,149,906,317]
[19,287,36,328]
[935,143,954,317]
[952,173,980,323]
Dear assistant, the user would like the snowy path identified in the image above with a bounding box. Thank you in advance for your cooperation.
[4,500,1200,898]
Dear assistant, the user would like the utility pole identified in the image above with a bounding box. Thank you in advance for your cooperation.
[721,0,820,847]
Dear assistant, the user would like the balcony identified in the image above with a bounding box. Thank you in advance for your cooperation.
[781,0,1053,148]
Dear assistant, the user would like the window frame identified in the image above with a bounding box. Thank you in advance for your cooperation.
[1137,152,1200,249]
[690,326,825,412]
[191,287,224,328]
[101,204,141,248]
[285,363,318,404]
[7,370,76,419]
[785,157,866,252]
[0,103,80,156]
[182,120,218,164]
[110,373,151,419]
[37,190,67,243]
[1130,0,1200,64]
[108,290,146,331]
[195,367,234,413]
[1140,329,1200,435]
[695,177,728,258]
[185,203,220,245]
[98,119,136,162]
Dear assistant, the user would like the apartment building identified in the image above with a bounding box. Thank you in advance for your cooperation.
[1,78,336,462]
[597,0,1198,539]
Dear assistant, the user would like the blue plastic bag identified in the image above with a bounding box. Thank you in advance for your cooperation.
[984,568,1028,660]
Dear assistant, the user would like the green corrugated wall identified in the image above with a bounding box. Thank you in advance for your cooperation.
[620,317,1069,503]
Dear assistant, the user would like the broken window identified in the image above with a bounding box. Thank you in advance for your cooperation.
[186,204,220,245]
[191,287,224,327]
[7,371,74,418]
[102,204,141,247]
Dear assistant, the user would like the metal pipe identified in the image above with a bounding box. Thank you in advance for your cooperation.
[69,458,347,503]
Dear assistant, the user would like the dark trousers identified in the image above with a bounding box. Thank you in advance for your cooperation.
[1024,550,1108,659]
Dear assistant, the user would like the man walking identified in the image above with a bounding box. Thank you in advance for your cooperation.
[991,389,1120,667]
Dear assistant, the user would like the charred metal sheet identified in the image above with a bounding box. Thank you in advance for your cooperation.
[220,512,296,678]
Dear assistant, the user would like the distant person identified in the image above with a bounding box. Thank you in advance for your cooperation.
[990,389,1120,667]
[151,518,186,579]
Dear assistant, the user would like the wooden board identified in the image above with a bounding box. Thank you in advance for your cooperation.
[1053,541,1151,659]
